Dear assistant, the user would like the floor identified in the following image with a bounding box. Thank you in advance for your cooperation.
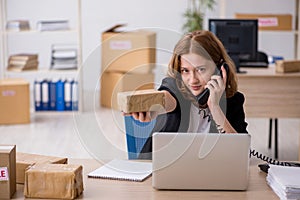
[0,107,299,165]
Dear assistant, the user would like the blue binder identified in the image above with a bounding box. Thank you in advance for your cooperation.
[124,116,156,159]
[34,80,42,111]
[41,79,49,111]
[56,80,65,111]
[71,80,78,111]
[48,79,57,111]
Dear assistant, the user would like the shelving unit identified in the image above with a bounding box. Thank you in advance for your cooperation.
[0,0,83,112]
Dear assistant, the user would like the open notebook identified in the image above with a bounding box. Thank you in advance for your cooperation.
[88,159,152,182]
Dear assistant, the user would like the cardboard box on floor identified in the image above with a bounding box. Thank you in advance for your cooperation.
[235,13,292,31]
[0,145,16,199]
[24,163,83,199]
[16,152,68,184]
[0,78,30,124]
[101,24,156,74]
[101,71,155,110]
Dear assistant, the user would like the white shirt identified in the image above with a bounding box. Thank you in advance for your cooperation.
[187,103,211,133]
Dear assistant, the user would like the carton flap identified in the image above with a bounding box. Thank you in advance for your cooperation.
[105,24,127,33]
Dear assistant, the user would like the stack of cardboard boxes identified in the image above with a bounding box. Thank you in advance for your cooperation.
[100,25,156,110]
[0,149,84,199]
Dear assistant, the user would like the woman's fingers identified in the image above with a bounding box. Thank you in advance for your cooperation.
[131,112,152,122]
[207,75,224,91]
[221,65,227,86]
[124,111,158,122]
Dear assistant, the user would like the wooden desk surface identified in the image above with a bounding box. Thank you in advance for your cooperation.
[12,159,278,200]
[238,66,300,77]
[237,67,300,118]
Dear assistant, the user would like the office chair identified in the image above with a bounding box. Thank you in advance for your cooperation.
[124,115,156,159]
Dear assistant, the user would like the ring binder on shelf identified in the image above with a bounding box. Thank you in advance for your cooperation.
[34,80,42,111]
[41,79,49,111]
[64,79,72,111]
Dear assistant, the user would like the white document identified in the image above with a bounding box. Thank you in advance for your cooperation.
[267,165,300,200]
[88,159,152,182]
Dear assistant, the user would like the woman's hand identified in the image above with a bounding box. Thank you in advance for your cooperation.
[205,66,237,133]
[122,111,158,122]
[206,65,227,108]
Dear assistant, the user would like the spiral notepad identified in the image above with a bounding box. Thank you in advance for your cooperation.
[87,159,152,182]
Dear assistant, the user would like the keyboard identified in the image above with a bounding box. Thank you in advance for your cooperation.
[239,61,268,68]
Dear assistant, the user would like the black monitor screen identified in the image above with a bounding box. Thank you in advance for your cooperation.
[208,19,258,62]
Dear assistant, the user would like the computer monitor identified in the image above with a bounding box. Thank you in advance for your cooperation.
[208,19,259,72]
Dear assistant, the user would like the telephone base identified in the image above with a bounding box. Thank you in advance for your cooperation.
[258,162,300,173]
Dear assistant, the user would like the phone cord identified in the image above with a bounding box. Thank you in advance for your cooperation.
[249,149,292,166]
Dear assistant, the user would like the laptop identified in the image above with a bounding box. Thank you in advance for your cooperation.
[152,132,251,190]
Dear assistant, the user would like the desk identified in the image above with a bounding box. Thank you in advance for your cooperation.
[237,67,300,118]
[12,159,278,200]
[237,67,300,160]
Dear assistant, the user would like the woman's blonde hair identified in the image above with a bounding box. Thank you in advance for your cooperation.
[168,30,238,98]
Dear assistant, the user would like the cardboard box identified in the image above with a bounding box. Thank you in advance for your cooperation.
[0,78,30,124]
[235,13,292,31]
[118,89,165,113]
[16,152,68,184]
[101,24,156,73]
[0,145,16,199]
[101,71,155,110]
[275,60,300,73]
[24,163,83,199]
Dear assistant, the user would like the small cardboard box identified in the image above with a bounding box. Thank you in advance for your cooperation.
[100,71,155,110]
[118,89,165,113]
[24,163,83,199]
[0,145,16,199]
[275,60,300,73]
[101,24,156,74]
[16,152,68,184]
[235,13,292,31]
[0,78,30,124]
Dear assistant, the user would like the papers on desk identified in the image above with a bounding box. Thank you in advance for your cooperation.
[267,165,300,200]
[87,159,152,182]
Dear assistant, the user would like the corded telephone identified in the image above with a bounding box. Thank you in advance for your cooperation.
[196,61,229,106]
[250,149,300,173]
[195,62,300,173]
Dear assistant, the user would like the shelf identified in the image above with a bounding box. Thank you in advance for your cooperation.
[5,68,80,76]
[3,29,79,35]
[259,30,298,34]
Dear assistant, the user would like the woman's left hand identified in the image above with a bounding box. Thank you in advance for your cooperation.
[206,65,227,108]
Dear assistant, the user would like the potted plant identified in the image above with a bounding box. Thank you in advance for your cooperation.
[182,0,216,33]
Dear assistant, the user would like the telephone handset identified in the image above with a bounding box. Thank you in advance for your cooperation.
[196,62,229,106]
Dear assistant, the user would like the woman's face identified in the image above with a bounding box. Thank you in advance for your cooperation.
[180,53,216,96]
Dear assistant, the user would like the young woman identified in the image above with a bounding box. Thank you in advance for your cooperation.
[128,30,248,159]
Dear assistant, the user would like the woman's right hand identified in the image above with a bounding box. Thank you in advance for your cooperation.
[122,111,158,122]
